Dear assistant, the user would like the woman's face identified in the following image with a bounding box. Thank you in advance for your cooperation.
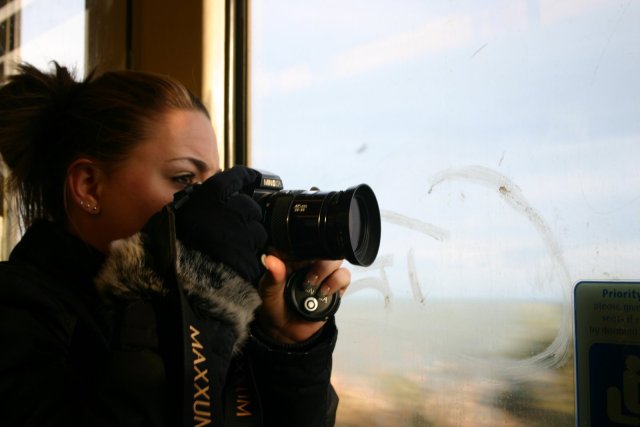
[92,109,219,252]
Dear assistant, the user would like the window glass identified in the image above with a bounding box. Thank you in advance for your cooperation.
[16,0,85,73]
[0,0,84,78]
[250,1,640,425]
[0,0,85,258]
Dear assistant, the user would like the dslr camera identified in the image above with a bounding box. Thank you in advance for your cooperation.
[251,170,381,321]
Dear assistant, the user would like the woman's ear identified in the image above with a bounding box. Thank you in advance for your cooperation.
[66,158,103,215]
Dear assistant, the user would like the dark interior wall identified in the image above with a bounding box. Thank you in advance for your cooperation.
[83,0,245,167]
[85,0,128,73]
[86,0,205,97]
[130,0,204,95]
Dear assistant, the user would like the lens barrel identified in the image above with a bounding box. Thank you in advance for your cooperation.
[255,184,381,266]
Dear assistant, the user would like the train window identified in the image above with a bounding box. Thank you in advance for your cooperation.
[0,0,86,83]
[249,1,640,425]
[0,0,85,257]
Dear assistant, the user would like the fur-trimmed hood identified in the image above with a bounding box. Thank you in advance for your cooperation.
[95,233,262,350]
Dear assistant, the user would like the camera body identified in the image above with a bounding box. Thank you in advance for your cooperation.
[250,170,381,321]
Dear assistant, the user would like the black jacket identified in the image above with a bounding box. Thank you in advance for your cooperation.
[0,221,338,426]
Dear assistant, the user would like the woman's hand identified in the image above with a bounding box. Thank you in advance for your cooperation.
[256,255,351,344]
[172,166,267,283]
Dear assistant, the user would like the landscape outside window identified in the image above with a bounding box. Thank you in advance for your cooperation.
[249,1,640,425]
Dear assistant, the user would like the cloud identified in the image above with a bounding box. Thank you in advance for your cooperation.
[254,14,474,96]
[18,5,85,75]
[539,0,615,25]
[328,15,474,79]
[275,65,314,92]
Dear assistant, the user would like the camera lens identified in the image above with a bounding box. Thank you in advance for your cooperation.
[349,198,362,250]
[256,184,381,266]
[342,184,380,266]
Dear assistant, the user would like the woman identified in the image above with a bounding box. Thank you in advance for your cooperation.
[0,62,349,426]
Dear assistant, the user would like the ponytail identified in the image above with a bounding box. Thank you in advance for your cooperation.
[0,62,90,226]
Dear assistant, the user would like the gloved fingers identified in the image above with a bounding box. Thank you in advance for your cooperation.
[246,220,269,251]
[170,165,268,284]
[223,239,263,283]
[225,193,263,222]
[188,217,266,282]
[141,208,177,277]
[208,202,266,247]
[237,254,262,283]
[201,166,261,202]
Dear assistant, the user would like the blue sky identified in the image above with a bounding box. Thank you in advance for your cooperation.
[250,0,640,302]
[18,0,85,75]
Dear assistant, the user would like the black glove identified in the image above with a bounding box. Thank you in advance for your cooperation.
[172,166,268,284]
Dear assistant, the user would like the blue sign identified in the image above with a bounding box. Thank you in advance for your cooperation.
[575,281,640,427]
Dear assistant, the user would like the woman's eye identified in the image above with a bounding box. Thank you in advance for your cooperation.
[172,174,195,186]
